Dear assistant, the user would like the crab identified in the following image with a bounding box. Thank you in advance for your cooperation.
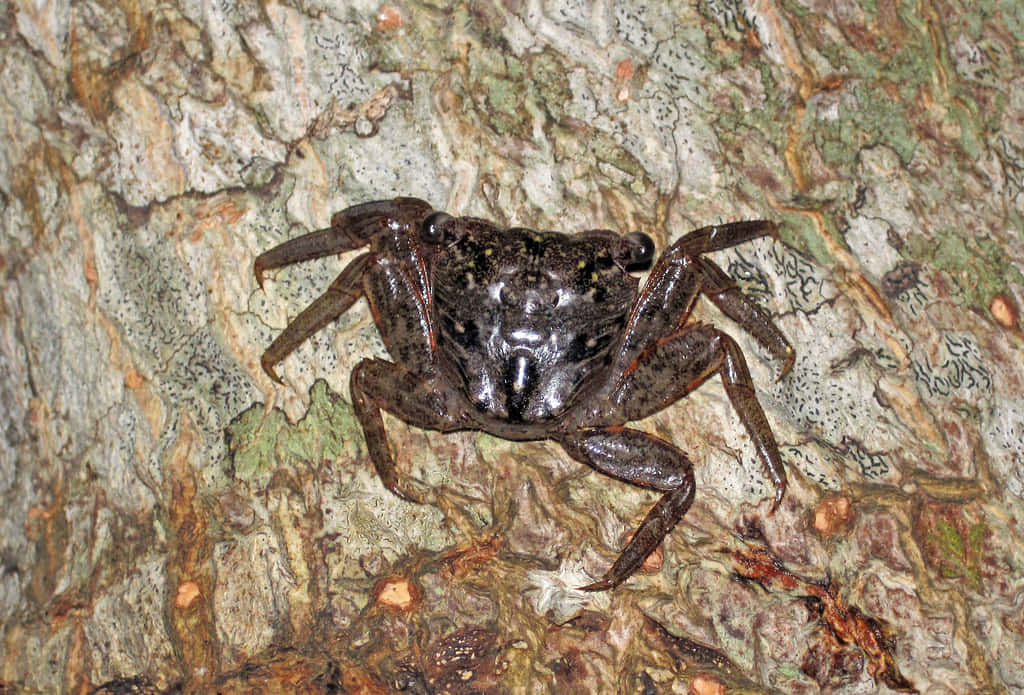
[254,197,794,590]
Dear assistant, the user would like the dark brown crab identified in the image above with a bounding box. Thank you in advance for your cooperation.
[254,198,794,590]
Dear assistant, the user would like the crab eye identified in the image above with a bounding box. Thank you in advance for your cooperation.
[618,232,655,271]
[420,211,453,244]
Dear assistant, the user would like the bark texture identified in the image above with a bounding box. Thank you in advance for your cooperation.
[2,1,1023,693]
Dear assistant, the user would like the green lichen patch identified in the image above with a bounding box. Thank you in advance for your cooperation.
[528,50,574,122]
[225,379,362,487]
[913,500,992,588]
[903,228,1024,315]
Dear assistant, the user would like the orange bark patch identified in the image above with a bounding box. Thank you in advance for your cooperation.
[373,576,421,612]
[376,5,403,32]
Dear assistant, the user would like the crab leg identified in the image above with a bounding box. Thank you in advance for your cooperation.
[603,323,787,508]
[351,358,469,503]
[253,198,431,286]
[559,427,695,591]
[673,219,778,256]
[255,198,435,380]
[572,322,786,589]
[260,253,371,382]
[696,257,794,378]
[613,220,790,378]
[674,220,792,375]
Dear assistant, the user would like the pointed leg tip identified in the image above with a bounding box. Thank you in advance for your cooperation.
[768,482,787,515]
[384,480,429,505]
[389,488,422,505]
[776,352,795,382]
[254,262,266,289]
[261,358,284,385]
[577,579,615,592]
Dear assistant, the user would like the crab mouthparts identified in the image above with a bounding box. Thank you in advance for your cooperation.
[504,353,536,421]
[510,354,530,393]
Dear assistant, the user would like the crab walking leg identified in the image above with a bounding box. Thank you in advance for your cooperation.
[604,323,787,512]
[696,257,794,378]
[715,334,788,510]
[559,427,696,591]
[350,358,468,503]
[253,198,432,286]
[612,220,786,380]
[259,253,372,382]
[673,220,779,256]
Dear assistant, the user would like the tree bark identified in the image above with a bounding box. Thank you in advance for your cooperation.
[2,1,1022,693]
